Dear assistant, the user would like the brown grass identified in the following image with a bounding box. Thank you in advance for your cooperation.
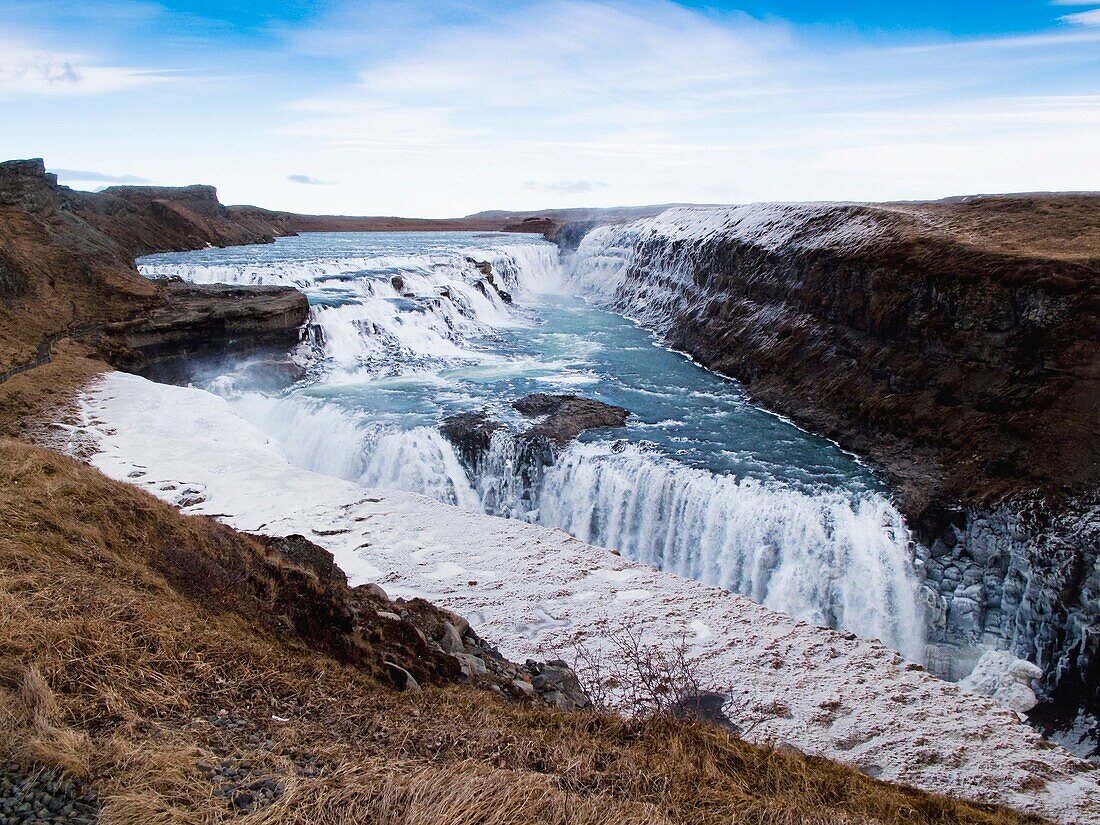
[0,341,107,441]
[0,439,1048,824]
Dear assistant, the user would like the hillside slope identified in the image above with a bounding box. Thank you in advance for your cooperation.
[0,159,307,378]
[0,439,1052,824]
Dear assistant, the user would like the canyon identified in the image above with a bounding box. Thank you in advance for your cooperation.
[563,203,1099,747]
[2,156,1098,822]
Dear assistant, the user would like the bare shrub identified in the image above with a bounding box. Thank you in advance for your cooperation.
[568,628,735,730]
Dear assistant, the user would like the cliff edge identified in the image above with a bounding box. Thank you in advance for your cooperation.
[565,199,1100,749]
[0,159,308,380]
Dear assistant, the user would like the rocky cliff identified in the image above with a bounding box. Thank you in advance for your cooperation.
[565,198,1100,753]
[0,159,308,380]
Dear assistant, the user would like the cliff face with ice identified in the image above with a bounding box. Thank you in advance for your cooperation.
[565,200,1100,750]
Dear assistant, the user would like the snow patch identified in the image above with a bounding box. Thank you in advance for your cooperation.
[72,371,1100,825]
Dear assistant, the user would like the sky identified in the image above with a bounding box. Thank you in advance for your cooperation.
[1,1,1098,216]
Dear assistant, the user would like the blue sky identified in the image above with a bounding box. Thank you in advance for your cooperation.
[1,1,1098,215]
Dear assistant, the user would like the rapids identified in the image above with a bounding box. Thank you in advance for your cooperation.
[139,231,926,660]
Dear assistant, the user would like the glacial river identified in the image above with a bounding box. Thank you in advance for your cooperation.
[139,231,925,659]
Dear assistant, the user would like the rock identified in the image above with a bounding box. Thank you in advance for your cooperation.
[456,654,487,679]
[512,393,630,447]
[439,622,464,655]
[257,534,347,585]
[511,678,536,698]
[439,411,505,467]
[671,691,739,733]
[357,582,389,602]
[384,661,422,693]
[99,281,308,372]
[531,660,589,710]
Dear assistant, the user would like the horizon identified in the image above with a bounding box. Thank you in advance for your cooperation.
[2,1,1099,217]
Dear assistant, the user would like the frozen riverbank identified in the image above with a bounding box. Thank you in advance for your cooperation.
[73,370,1100,824]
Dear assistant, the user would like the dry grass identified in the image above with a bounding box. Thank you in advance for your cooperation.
[0,341,107,441]
[0,439,1048,824]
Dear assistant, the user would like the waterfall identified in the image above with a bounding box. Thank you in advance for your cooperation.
[140,230,927,663]
[140,240,563,375]
[536,440,925,660]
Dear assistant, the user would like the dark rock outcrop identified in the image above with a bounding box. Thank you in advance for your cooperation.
[439,411,504,468]
[440,394,629,473]
[97,282,308,371]
[258,533,348,587]
[512,392,630,447]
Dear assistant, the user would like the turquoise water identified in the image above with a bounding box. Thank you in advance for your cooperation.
[139,231,924,658]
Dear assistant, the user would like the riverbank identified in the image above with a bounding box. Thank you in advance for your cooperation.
[55,368,1098,823]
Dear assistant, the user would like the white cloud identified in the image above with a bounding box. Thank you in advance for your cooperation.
[0,37,166,97]
[1060,8,1100,25]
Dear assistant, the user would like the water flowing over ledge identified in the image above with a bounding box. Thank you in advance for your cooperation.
[139,230,926,662]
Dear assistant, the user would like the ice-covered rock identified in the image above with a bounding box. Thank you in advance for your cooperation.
[960,650,1044,713]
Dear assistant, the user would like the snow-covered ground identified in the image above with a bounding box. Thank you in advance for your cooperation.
[74,371,1100,824]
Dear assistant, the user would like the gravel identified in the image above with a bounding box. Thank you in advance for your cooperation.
[1,763,99,824]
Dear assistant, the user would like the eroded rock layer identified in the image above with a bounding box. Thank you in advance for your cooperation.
[0,159,308,379]
[564,200,1100,749]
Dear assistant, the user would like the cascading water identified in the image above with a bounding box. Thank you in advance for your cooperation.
[538,442,924,660]
[138,229,927,661]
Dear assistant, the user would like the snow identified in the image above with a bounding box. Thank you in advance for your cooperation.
[74,371,1100,824]
[960,650,1045,714]
[581,202,897,255]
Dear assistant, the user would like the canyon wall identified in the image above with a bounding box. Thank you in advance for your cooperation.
[565,200,1100,746]
[0,159,308,378]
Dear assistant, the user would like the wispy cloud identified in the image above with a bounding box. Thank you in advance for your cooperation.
[287,1,793,153]
[0,36,168,97]
[287,174,337,185]
[524,179,610,193]
[52,168,151,184]
[1060,8,1100,26]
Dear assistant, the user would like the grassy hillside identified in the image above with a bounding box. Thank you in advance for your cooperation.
[0,436,1047,825]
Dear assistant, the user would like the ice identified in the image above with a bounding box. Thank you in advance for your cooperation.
[72,370,1100,825]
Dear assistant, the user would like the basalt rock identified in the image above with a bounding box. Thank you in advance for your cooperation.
[512,393,630,447]
[258,533,348,587]
[95,282,309,371]
[439,411,505,468]
[440,395,630,486]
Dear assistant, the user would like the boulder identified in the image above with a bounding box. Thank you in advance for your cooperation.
[513,393,630,447]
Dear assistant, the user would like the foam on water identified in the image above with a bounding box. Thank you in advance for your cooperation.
[139,230,927,661]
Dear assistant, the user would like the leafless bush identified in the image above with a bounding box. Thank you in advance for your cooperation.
[568,628,735,731]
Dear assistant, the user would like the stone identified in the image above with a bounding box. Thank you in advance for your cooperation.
[383,661,422,693]
[439,622,464,655]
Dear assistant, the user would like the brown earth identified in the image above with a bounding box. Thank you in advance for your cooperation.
[0,159,308,378]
